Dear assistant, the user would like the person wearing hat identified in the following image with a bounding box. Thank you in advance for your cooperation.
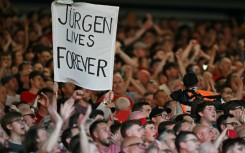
[149,107,171,129]
[1,75,20,106]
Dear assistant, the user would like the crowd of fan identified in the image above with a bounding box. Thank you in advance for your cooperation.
[1,0,245,153]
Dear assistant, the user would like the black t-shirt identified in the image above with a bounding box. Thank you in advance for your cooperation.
[9,141,24,153]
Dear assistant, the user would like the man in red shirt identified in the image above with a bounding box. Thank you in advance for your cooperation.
[20,71,44,105]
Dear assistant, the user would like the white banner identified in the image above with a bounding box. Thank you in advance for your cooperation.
[52,2,119,90]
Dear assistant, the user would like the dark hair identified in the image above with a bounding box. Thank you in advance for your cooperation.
[183,72,198,88]
[61,128,73,150]
[216,114,235,132]
[29,70,44,80]
[175,114,192,123]
[222,138,245,153]
[89,120,107,139]
[69,134,80,153]
[120,120,141,138]
[132,101,150,112]
[1,111,22,135]
[175,131,196,152]
[173,120,190,135]
[110,122,122,134]
[195,101,215,122]
[158,121,176,134]
[162,62,178,76]
[89,109,104,119]
[157,130,175,142]
[23,125,42,153]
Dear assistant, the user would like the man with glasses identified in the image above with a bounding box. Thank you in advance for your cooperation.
[149,107,171,129]
[223,100,245,123]
[120,136,146,153]
[217,114,241,133]
[175,131,200,153]
[1,111,26,153]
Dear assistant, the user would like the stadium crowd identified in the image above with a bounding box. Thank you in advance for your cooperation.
[1,0,245,153]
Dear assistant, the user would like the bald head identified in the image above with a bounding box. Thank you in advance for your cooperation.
[193,125,214,143]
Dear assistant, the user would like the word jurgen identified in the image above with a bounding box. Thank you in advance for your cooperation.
[57,47,107,77]
[58,5,113,34]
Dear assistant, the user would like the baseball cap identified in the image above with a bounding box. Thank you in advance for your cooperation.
[149,107,171,119]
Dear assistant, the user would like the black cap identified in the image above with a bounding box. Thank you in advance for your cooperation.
[183,72,198,87]
[149,107,171,119]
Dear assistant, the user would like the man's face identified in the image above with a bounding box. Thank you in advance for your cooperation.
[7,78,19,92]
[146,80,159,94]
[200,105,217,123]
[200,126,214,143]
[39,51,51,65]
[7,117,26,136]
[153,112,170,126]
[163,133,176,152]
[95,123,111,146]
[182,134,200,153]
[1,55,12,68]
[223,117,241,131]
[155,91,169,106]
[128,124,145,139]
[221,87,234,102]
[31,75,44,90]
[142,105,151,118]
[113,75,124,95]
[144,124,157,143]
[22,109,36,127]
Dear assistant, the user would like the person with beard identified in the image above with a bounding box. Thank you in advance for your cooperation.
[90,120,120,153]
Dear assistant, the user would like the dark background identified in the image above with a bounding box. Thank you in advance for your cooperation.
[12,0,245,23]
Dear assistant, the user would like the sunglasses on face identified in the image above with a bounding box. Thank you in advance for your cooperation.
[224,122,239,127]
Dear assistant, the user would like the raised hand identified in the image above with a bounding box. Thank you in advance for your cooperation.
[60,98,75,121]
[71,90,84,100]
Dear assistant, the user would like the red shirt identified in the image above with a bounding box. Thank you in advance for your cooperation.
[20,91,36,104]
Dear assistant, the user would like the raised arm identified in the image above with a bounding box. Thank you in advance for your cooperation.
[175,48,187,77]
[115,41,138,68]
